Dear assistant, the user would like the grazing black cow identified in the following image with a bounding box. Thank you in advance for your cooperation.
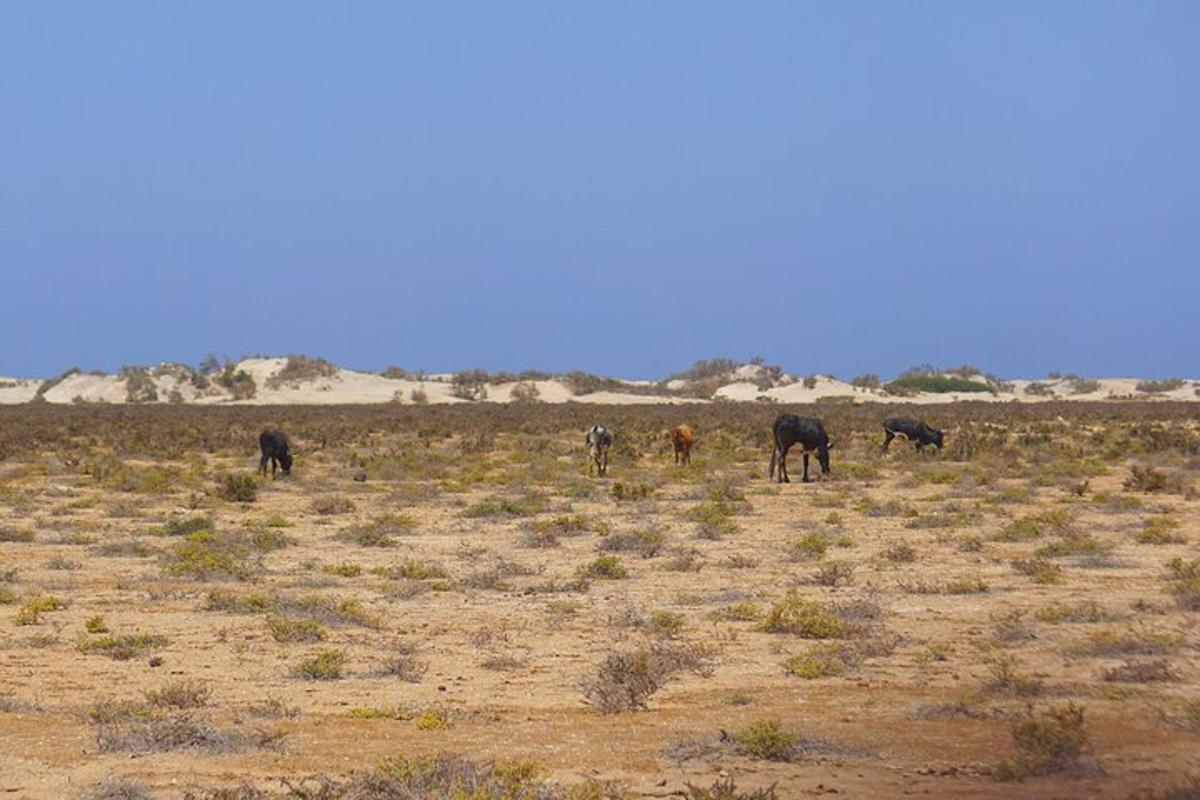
[258,429,293,478]
[586,424,612,476]
[881,418,944,452]
[768,414,833,483]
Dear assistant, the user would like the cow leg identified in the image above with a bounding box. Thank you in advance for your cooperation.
[259,454,269,476]
[916,442,924,454]
[802,452,811,483]
[779,448,789,483]
[602,450,608,476]
[882,431,894,452]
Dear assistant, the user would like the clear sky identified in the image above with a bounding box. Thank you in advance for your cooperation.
[2,2,1196,379]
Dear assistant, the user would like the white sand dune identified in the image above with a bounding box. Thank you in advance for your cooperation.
[2,360,1195,405]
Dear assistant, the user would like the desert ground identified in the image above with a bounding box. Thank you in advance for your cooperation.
[1,401,1199,799]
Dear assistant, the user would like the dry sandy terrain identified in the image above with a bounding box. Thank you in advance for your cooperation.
[1,402,1198,799]
[3,357,1197,406]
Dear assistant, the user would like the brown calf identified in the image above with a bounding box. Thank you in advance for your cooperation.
[665,424,695,466]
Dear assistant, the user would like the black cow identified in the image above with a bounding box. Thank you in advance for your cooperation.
[259,429,293,477]
[768,414,833,483]
[586,424,612,476]
[881,418,944,452]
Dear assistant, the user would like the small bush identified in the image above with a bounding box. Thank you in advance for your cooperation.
[1164,557,1200,611]
[730,719,798,761]
[790,532,829,561]
[294,649,346,680]
[886,374,993,394]
[760,592,847,638]
[579,555,628,580]
[1138,516,1183,545]
[1136,378,1185,394]
[14,595,66,626]
[144,679,211,709]
[217,474,257,503]
[996,703,1090,780]
[581,641,712,713]
[79,633,168,661]
[152,515,214,537]
[267,616,327,643]
[612,482,655,502]
[311,495,354,515]
[1102,659,1176,683]
[598,529,664,558]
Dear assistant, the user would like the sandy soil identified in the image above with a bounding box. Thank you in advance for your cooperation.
[1,406,1198,798]
[5,359,1196,406]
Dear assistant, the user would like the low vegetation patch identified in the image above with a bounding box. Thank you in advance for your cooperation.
[995,702,1091,780]
[581,641,714,712]
[79,632,168,660]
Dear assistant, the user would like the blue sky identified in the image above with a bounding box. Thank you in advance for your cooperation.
[2,2,1196,379]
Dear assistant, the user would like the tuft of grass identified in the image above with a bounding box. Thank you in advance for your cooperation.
[1070,628,1181,658]
[790,532,829,561]
[294,648,346,680]
[1011,557,1064,584]
[79,633,168,660]
[578,555,628,580]
[1035,601,1113,624]
[1165,558,1200,611]
[216,473,257,503]
[760,592,847,638]
[598,529,664,558]
[311,495,355,515]
[267,616,327,643]
[611,482,655,502]
[463,493,545,518]
[995,703,1090,780]
[943,576,990,594]
[144,679,211,709]
[15,595,66,626]
[813,560,854,587]
[163,530,254,580]
[1102,659,1176,683]
[710,602,761,622]
[985,654,1044,696]
[340,512,416,547]
[202,589,276,614]
[0,527,35,543]
[85,614,109,633]
[1138,516,1184,545]
[151,515,213,537]
[688,502,739,539]
[881,543,917,563]
[373,559,448,581]
[730,719,798,761]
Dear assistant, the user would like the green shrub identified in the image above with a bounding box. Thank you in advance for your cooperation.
[79,633,168,660]
[731,719,797,761]
[579,555,628,580]
[267,616,327,643]
[886,374,993,394]
[996,703,1089,780]
[217,473,257,503]
[295,649,346,680]
[760,592,847,638]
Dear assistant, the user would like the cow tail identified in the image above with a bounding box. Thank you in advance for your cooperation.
[768,433,779,480]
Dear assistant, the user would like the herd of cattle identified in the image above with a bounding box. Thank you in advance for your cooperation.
[259,415,946,484]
